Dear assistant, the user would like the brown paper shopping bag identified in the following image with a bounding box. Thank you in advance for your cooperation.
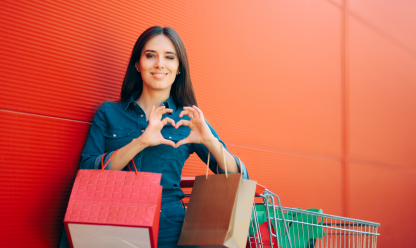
[178,146,256,248]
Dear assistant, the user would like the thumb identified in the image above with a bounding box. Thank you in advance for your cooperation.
[160,138,176,148]
[175,137,191,148]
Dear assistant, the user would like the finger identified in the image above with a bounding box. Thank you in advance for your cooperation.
[175,137,191,148]
[162,117,175,126]
[175,119,191,129]
[192,105,204,119]
[183,106,198,115]
[157,107,174,117]
[154,106,166,116]
[179,109,192,118]
[155,107,173,120]
[160,138,176,148]
[148,106,156,118]
[182,107,198,118]
[149,106,156,115]
[161,108,174,115]
[179,110,193,118]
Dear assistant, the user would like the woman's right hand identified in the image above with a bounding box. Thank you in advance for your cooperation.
[136,106,176,148]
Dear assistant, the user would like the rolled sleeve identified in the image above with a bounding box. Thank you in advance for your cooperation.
[93,151,114,170]
[216,155,249,180]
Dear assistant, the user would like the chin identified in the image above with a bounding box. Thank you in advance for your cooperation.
[150,83,173,91]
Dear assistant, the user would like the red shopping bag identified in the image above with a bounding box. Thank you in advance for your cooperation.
[64,151,162,248]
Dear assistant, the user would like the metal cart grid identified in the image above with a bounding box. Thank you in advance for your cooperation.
[248,187,380,248]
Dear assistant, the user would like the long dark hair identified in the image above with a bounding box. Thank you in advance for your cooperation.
[120,26,198,107]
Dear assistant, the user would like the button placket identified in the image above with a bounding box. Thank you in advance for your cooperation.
[135,103,146,137]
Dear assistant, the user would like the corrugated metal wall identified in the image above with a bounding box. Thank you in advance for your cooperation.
[0,1,415,247]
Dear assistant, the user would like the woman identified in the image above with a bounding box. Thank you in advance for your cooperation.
[64,26,248,247]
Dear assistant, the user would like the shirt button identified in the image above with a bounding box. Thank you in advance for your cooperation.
[169,136,172,139]
[141,130,144,132]
[141,115,143,117]
[113,134,116,137]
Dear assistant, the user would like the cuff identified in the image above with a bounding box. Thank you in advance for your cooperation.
[94,152,114,170]
[216,155,249,180]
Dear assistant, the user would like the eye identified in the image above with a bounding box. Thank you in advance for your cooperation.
[166,56,175,60]
[145,53,155,59]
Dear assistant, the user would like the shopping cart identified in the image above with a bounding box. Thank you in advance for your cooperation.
[248,184,380,248]
[180,178,380,248]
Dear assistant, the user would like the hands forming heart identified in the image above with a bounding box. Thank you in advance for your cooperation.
[139,105,215,148]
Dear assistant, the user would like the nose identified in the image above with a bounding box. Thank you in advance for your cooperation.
[155,56,164,69]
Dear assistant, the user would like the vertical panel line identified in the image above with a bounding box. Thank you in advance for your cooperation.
[341,0,349,217]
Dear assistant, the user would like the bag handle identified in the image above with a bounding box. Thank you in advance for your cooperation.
[101,149,138,175]
[235,156,243,179]
[206,144,228,178]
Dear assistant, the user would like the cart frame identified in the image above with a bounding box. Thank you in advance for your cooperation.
[248,186,381,248]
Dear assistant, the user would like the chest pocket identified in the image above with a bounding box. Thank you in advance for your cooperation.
[104,128,133,152]
[161,126,188,142]
[149,126,190,160]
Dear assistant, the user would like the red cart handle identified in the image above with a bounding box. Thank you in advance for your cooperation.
[255,183,266,196]
[180,177,195,188]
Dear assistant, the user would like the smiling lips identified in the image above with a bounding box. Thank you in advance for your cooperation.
[151,72,168,79]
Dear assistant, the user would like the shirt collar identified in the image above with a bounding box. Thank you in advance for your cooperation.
[122,95,177,112]
[165,96,177,112]
[122,95,136,111]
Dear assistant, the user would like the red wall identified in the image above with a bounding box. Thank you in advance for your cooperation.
[1,1,415,247]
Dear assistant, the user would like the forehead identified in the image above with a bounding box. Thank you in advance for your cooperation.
[143,34,177,53]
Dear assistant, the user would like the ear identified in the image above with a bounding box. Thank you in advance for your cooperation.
[135,62,140,72]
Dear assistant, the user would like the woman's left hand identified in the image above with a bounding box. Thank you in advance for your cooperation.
[175,105,215,147]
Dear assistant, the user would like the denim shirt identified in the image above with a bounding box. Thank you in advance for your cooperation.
[80,95,249,199]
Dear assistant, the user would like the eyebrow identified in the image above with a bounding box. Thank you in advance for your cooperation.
[144,49,177,55]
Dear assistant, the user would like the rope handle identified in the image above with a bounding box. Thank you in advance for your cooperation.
[206,144,228,178]
[101,149,138,175]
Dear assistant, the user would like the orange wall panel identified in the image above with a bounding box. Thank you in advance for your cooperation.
[349,0,416,53]
[348,163,416,248]
[191,0,343,158]
[0,110,90,247]
[349,17,416,167]
[223,145,342,216]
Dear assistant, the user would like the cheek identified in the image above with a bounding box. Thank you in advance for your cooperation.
[168,62,179,73]
[139,60,150,71]
[140,71,147,80]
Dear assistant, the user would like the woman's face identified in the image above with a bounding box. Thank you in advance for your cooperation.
[137,34,180,93]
